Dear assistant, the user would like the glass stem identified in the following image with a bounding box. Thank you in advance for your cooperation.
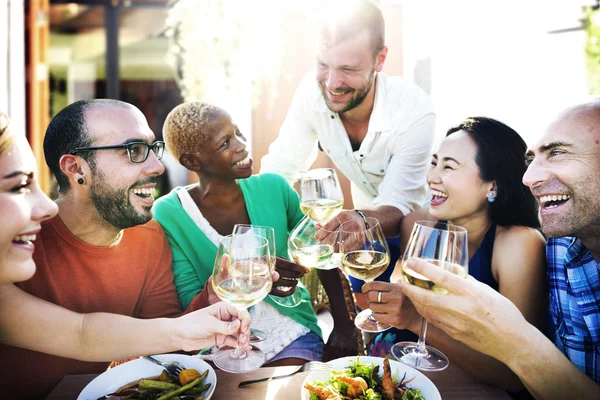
[415,318,429,357]
[230,308,249,360]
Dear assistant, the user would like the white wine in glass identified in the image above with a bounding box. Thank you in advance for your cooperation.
[211,234,272,373]
[339,217,391,333]
[288,215,340,270]
[391,220,468,371]
[299,199,344,223]
[232,224,302,311]
[299,168,344,223]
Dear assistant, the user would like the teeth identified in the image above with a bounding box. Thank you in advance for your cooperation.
[431,189,448,198]
[234,155,251,167]
[330,90,348,96]
[540,194,570,203]
[13,234,36,243]
[132,188,154,196]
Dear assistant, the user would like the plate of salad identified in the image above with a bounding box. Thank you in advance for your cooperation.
[301,356,440,400]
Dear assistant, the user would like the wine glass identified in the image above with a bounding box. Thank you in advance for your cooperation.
[211,234,272,373]
[231,225,298,326]
[299,168,344,223]
[339,217,391,333]
[288,215,341,270]
[391,220,468,371]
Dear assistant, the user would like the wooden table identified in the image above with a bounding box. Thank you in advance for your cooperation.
[47,363,511,400]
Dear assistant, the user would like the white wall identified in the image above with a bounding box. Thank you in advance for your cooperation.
[401,0,589,147]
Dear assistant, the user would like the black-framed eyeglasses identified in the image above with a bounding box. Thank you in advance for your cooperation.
[69,141,165,164]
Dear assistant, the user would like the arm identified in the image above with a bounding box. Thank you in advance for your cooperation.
[366,227,547,390]
[170,237,215,311]
[260,75,319,184]
[397,258,600,400]
[0,283,250,361]
[422,228,547,390]
[317,268,359,360]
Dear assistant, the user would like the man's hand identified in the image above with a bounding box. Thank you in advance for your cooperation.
[315,210,363,241]
[270,257,309,297]
[397,257,527,363]
[323,325,358,361]
[174,302,252,352]
[363,281,421,332]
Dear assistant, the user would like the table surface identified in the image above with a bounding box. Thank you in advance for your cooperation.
[47,362,512,400]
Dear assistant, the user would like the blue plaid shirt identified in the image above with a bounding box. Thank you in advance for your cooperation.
[547,237,600,383]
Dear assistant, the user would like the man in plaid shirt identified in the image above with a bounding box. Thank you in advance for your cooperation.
[395,100,600,399]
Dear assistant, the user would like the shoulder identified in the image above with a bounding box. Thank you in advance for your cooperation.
[128,219,168,240]
[492,226,546,276]
[246,173,290,191]
[494,225,545,251]
[153,187,186,214]
[290,71,323,108]
[380,73,435,115]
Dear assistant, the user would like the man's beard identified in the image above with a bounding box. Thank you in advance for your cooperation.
[320,70,375,114]
[90,170,154,230]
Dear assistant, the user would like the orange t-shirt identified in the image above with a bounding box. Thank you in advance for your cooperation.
[0,216,181,399]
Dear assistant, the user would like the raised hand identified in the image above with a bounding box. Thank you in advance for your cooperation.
[362,281,421,332]
[175,302,252,352]
[270,256,310,297]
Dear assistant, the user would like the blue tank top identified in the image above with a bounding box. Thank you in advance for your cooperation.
[468,223,498,290]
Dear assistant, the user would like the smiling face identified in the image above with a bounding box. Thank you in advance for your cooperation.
[523,105,600,239]
[195,110,253,179]
[0,138,58,284]
[83,104,165,229]
[316,28,384,114]
[427,131,493,226]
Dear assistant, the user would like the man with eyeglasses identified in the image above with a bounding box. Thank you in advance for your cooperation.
[0,99,213,398]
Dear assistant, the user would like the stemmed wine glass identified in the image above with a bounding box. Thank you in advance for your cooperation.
[339,217,391,333]
[288,168,344,270]
[284,168,345,304]
[391,220,468,371]
[299,168,344,223]
[211,234,272,373]
[232,224,297,343]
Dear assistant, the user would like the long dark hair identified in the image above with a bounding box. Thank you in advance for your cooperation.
[447,117,539,228]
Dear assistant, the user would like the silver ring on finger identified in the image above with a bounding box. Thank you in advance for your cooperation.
[377,291,383,303]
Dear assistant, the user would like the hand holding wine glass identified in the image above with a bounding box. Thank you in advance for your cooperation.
[339,217,391,333]
[211,234,272,373]
[391,220,468,372]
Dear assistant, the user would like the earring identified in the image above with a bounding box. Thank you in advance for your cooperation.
[487,191,495,203]
[77,178,85,185]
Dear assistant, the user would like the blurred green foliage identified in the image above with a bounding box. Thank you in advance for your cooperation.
[585,8,600,94]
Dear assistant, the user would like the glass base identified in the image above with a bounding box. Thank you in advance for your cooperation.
[391,342,449,371]
[355,309,391,333]
[212,345,265,373]
[249,329,267,343]
[268,291,302,308]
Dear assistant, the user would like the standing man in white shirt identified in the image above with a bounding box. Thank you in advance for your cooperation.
[261,0,436,310]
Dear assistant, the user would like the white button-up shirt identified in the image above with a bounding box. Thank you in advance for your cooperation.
[260,72,436,214]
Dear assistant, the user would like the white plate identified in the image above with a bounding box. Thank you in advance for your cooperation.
[301,356,441,400]
[78,354,216,400]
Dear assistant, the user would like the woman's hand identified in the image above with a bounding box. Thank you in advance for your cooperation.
[270,257,309,297]
[362,281,422,332]
[173,302,252,352]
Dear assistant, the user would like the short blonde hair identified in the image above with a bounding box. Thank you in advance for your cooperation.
[0,112,17,156]
[162,102,224,162]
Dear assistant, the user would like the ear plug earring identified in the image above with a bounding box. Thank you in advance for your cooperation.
[77,178,85,185]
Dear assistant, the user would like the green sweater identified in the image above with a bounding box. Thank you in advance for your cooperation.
[153,173,321,338]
